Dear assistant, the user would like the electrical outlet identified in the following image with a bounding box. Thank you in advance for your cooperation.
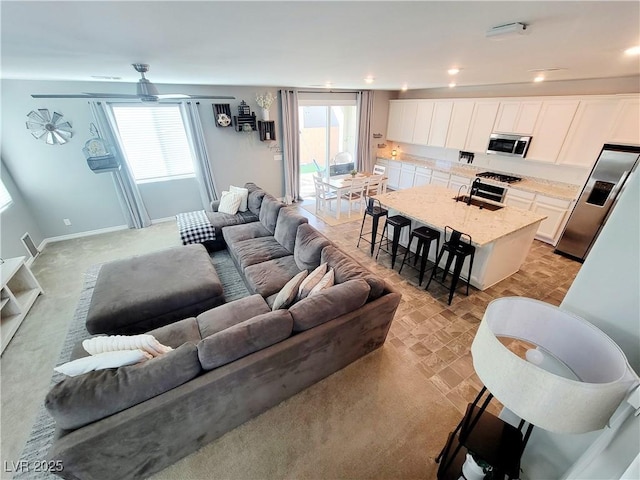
[63,218,72,226]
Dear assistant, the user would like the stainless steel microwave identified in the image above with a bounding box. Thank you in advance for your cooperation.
[487,133,532,158]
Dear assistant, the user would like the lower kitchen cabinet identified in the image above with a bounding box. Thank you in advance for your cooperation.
[399,164,416,190]
[532,195,574,245]
[448,174,471,193]
[431,171,450,187]
[386,160,402,190]
[504,188,535,210]
[414,167,432,187]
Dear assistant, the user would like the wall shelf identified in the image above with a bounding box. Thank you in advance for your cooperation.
[213,103,233,128]
[233,100,256,132]
[257,121,276,141]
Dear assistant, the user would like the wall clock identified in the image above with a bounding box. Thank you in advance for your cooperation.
[25,109,73,145]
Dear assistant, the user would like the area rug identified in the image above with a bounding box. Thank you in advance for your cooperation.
[300,201,363,226]
[15,249,249,480]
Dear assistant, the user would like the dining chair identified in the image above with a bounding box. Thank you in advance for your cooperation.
[373,164,386,176]
[313,174,337,214]
[366,174,385,196]
[341,177,368,217]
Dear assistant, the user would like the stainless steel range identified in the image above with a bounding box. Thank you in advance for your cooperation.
[476,171,523,184]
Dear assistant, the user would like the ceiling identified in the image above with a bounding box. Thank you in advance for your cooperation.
[1,1,639,91]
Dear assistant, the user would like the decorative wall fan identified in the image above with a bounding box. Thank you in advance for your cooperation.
[26,109,73,145]
[31,64,236,102]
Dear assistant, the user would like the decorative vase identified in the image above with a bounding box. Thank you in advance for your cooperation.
[262,108,270,121]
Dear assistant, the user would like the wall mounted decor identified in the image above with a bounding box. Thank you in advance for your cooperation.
[256,92,276,121]
[258,120,276,141]
[25,109,73,145]
[213,104,232,127]
[234,101,256,133]
[82,123,120,173]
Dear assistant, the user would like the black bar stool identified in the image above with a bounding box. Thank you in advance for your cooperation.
[425,226,475,305]
[375,215,411,268]
[399,226,441,286]
[357,194,388,256]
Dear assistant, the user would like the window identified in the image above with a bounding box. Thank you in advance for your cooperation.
[110,104,195,183]
[0,179,12,212]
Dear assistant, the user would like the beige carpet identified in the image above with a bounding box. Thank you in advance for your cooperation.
[300,200,363,226]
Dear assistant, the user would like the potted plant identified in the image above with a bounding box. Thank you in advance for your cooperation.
[350,169,358,178]
[256,92,276,121]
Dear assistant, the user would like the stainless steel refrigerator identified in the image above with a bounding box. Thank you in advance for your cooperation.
[556,144,640,262]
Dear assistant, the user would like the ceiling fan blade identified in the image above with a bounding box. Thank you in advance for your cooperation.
[156,94,237,100]
[82,93,143,98]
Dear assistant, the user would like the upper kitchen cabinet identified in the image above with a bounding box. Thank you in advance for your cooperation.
[464,101,500,153]
[526,99,579,163]
[445,100,475,150]
[412,101,435,145]
[494,100,542,135]
[556,98,620,168]
[608,97,640,145]
[428,101,454,147]
[387,100,417,143]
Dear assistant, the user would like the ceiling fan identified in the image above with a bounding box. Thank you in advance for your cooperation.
[31,64,235,102]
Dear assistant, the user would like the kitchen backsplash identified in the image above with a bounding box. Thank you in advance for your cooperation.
[385,143,590,186]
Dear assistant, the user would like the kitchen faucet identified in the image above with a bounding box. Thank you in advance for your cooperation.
[468,178,482,205]
[456,184,468,202]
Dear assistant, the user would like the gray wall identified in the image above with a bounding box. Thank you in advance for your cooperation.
[0,162,43,258]
[0,79,287,241]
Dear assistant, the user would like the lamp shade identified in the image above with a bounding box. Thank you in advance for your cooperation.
[471,297,638,434]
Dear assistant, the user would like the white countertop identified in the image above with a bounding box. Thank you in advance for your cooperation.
[374,184,546,247]
[377,153,581,200]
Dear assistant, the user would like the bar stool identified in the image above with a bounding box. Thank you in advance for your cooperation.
[375,215,412,268]
[425,226,475,305]
[357,194,388,256]
[399,226,441,286]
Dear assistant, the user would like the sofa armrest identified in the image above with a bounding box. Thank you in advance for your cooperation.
[210,200,220,212]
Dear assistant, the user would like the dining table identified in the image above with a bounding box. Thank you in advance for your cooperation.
[319,173,386,220]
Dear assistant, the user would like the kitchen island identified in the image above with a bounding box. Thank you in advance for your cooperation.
[374,185,546,290]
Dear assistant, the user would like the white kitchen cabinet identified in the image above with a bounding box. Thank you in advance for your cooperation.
[532,195,574,244]
[608,97,640,145]
[557,98,620,168]
[494,100,542,135]
[414,167,432,187]
[1,257,43,353]
[431,170,450,187]
[446,100,475,150]
[526,100,580,163]
[465,101,500,153]
[448,174,471,193]
[386,101,404,141]
[398,163,416,190]
[386,160,402,190]
[504,187,535,211]
[400,102,419,143]
[428,101,454,147]
[412,101,435,145]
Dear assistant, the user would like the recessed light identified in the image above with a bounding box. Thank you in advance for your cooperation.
[401,84,408,92]
[325,82,333,88]
[624,46,640,56]
[364,77,375,84]
[449,82,456,88]
[534,75,545,82]
[448,68,460,75]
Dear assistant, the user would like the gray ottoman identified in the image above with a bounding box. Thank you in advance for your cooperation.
[86,244,225,335]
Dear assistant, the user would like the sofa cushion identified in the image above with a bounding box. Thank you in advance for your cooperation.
[222,222,272,247]
[308,269,334,297]
[146,317,202,349]
[247,188,266,216]
[230,185,249,212]
[54,350,151,377]
[294,224,332,271]
[197,310,293,370]
[289,279,371,332]
[297,262,328,300]
[243,256,302,298]
[196,294,271,338]
[86,244,225,335]
[218,190,243,215]
[259,195,284,233]
[205,210,258,230]
[273,208,308,253]
[45,343,201,430]
[228,236,292,271]
[272,270,308,310]
[321,245,386,301]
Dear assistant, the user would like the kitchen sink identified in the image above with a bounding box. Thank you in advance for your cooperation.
[453,195,504,211]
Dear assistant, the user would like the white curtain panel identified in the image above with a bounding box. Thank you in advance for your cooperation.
[182,102,219,208]
[356,90,374,173]
[89,101,151,229]
[279,89,300,203]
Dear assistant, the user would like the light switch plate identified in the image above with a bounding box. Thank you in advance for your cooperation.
[274,154,283,161]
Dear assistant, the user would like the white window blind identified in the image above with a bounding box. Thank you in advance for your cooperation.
[0,179,12,212]
[111,104,195,183]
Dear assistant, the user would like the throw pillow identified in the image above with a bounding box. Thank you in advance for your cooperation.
[218,190,243,215]
[54,350,151,377]
[230,185,249,212]
[308,269,335,297]
[82,334,173,358]
[272,270,308,310]
[297,262,327,300]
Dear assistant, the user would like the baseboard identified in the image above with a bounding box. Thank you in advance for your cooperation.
[38,224,129,250]
[150,216,175,224]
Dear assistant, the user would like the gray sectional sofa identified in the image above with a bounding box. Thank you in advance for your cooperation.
[44,183,401,480]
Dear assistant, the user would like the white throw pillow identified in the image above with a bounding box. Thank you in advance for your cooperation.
[308,269,335,297]
[272,270,308,310]
[218,190,243,215]
[297,262,328,300]
[230,185,249,212]
[82,334,173,358]
[54,350,151,377]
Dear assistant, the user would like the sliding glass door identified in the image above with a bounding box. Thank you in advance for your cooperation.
[298,95,357,199]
